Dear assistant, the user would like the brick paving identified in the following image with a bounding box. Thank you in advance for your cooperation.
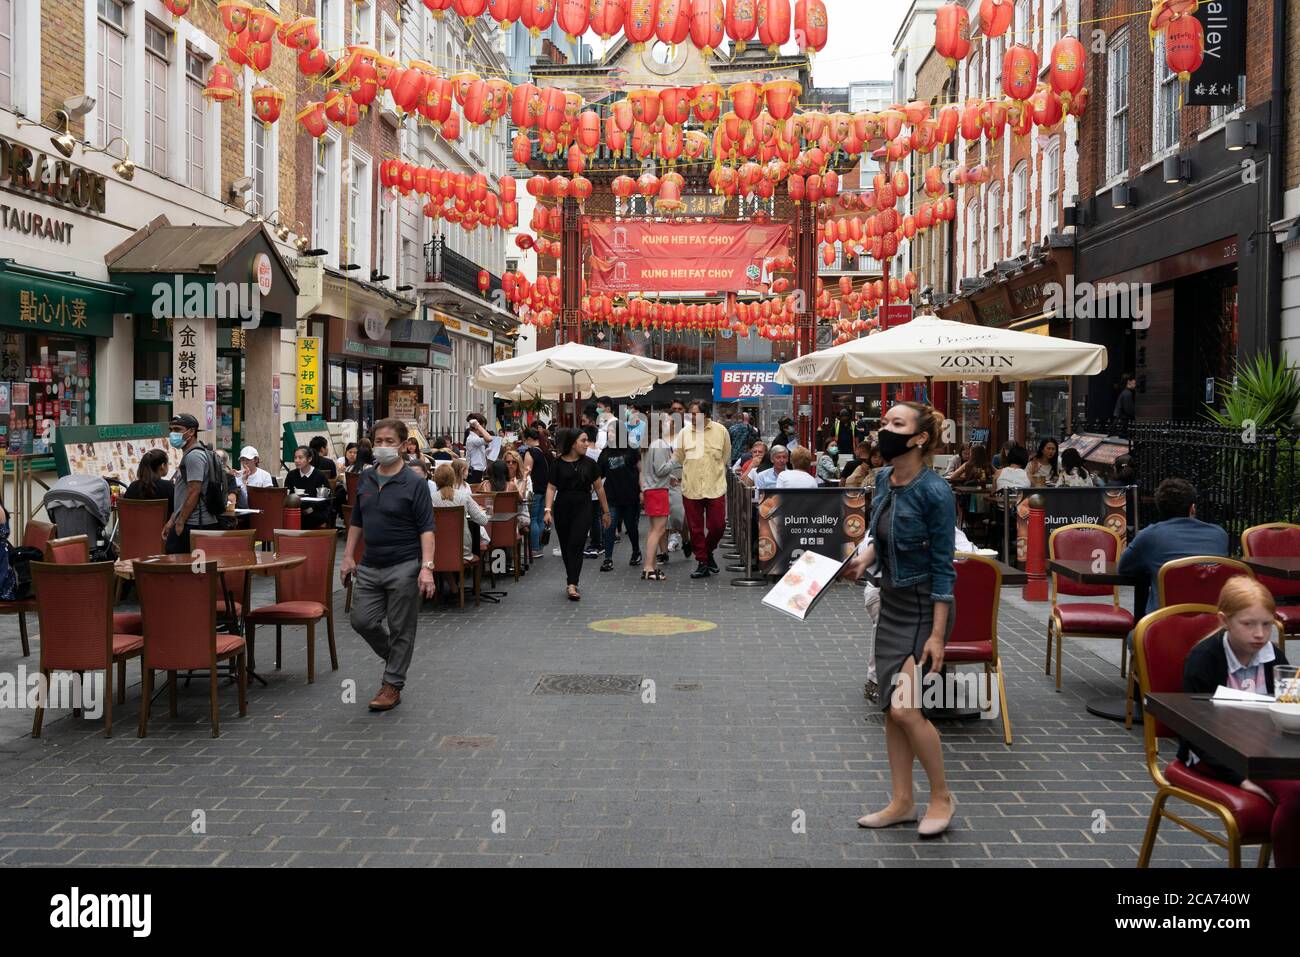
[0,541,1230,867]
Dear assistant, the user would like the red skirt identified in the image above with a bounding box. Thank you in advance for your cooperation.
[643,488,670,517]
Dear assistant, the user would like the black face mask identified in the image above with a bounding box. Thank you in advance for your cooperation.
[877,429,919,462]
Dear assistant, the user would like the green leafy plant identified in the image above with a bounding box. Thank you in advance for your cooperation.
[1203,353,1300,431]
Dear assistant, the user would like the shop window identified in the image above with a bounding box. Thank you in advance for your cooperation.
[0,0,13,108]
[1106,29,1130,180]
[0,333,94,456]
[96,0,127,150]
[185,49,208,193]
[144,22,169,176]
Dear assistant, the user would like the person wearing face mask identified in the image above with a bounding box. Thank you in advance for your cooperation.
[161,413,222,554]
[843,402,958,839]
[817,443,841,483]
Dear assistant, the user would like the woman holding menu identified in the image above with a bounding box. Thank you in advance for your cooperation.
[844,402,958,839]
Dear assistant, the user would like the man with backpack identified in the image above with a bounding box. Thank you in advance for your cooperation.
[162,412,224,554]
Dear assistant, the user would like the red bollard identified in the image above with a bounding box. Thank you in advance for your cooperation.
[283,507,301,530]
[1022,494,1048,602]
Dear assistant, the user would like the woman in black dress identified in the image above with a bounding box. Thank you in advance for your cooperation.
[543,428,611,601]
[284,446,332,529]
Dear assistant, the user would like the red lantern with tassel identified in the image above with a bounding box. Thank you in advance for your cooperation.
[591,0,627,40]
[521,0,557,35]
[625,0,659,49]
[251,87,285,128]
[556,0,590,40]
[656,0,690,46]
[162,0,192,18]
[488,0,524,27]
[690,0,725,59]
[978,0,1012,38]
[757,0,790,56]
[794,0,828,55]
[726,0,759,52]
[296,101,328,138]
[1164,14,1204,83]
[934,3,972,69]
[1002,44,1039,102]
[1048,37,1086,112]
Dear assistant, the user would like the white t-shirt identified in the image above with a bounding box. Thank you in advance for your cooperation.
[996,467,1031,491]
[776,469,819,489]
[236,467,273,489]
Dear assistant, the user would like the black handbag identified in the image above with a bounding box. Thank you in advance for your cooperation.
[540,527,551,546]
[6,544,42,600]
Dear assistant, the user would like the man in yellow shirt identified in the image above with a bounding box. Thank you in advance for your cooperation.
[674,400,732,578]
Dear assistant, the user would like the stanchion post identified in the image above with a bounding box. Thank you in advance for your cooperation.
[1022,493,1048,602]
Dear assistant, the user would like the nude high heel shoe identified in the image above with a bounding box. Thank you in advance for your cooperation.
[918,793,956,838]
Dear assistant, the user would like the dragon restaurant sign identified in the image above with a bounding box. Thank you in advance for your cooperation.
[0,135,108,240]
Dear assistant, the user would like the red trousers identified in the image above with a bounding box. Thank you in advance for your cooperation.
[684,495,726,561]
[1261,780,1300,868]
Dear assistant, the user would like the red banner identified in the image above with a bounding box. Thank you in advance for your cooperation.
[587,221,791,293]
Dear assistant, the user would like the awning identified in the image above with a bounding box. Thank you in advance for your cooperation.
[0,259,133,338]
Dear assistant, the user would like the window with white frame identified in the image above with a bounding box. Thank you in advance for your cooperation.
[1042,143,1060,235]
[96,0,127,149]
[184,48,208,193]
[313,134,341,266]
[1014,0,1030,46]
[1210,80,1246,123]
[352,0,375,47]
[987,184,1002,268]
[1106,30,1130,179]
[0,0,13,108]
[1013,163,1028,254]
[966,198,979,278]
[503,23,514,59]
[990,34,1004,92]
[348,150,372,274]
[380,15,399,60]
[376,196,393,284]
[1047,0,1064,52]
[251,121,270,215]
[1152,32,1180,156]
[317,0,343,53]
[144,22,169,176]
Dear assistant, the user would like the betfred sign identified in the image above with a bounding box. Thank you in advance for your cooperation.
[714,363,792,401]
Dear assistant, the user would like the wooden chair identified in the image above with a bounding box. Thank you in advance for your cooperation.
[244,530,337,683]
[1241,523,1300,645]
[246,486,287,551]
[433,506,480,609]
[0,518,55,656]
[30,561,142,737]
[1046,523,1135,695]
[42,534,145,636]
[1134,604,1275,868]
[115,497,167,604]
[135,560,246,738]
[189,529,257,633]
[949,553,1013,745]
[1158,556,1255,609]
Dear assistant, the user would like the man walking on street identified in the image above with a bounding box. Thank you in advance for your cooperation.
[675,401,731,579]
[340,418,437,711]
[162,413,222,554]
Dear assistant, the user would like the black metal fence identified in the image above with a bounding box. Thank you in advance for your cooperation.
[1077,419,1300,554]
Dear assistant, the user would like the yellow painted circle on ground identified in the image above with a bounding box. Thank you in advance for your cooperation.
[587,614,719,636]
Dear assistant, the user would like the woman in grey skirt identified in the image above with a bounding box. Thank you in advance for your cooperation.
[844,402,958,838]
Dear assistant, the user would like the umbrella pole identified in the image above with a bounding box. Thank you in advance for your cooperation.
[571,372,578,429]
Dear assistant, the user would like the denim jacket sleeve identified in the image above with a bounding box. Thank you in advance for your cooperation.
[924,472,957,604]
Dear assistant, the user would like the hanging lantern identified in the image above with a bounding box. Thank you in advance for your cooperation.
[729,81,763,122]
[660,87,692,126]
[577,110,602,153]
[540,85,568,132]
[423,0,456,16]
[960,99,983,141]
[245,8,279,43]
[763,80,800,121]
[689,0,725,59]
[440,112,461,141]
[637,172,661,197]
[1068,86,1089,118]
[625,0,659,50]
[299,46,329,76]
[521,0,557,35]
[591,0,627,40]
[568,176,593,203]
[612,175,638,200]
[1031,86,1064,130]
[218,0,252,43]
[982,99,1009,141]
[1164,14,1205,83]
[296,101,328,138]
[324,91,360,128]
[556,0,590,40]
[757,0,791,56]
[279,17,320,51]
[656,0,691,46]
[202,63,238,103]
[1009,100,1034,137]
[566,145,586,175]
[454,0,489,25]
[251,86,285,128]
[659,124,684,162]
[630,88,662,125]
[1048,37,1087,112]
[794,0,828,55]
[691,83,723,126]
[605,115,628,153]
[510,83,541,129]
[1149,0,1200,38]
[546,176,569,199]
[934,3,972,69]
[477,269,491,295]
[978,0,1012,39]
[726,0,759,52]
[1002,44,1039,102]
[162,0,192,19]
[489,0,524,27]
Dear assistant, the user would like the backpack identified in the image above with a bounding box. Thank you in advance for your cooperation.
[184,444,228,522]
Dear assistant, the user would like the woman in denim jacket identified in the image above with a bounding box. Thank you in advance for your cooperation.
[845,402,958,837]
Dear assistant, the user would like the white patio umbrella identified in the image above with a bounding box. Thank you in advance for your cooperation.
[775,314,1107,386]
[473,341,678,423]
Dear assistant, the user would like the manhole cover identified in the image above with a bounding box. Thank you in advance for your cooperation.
[533,674,644,695]
[438,735,497,749]
[587,614,718,636]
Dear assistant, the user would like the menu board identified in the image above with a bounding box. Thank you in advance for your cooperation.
[54,423,181,481]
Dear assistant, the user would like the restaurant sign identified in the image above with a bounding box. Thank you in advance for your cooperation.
[0,264,125,338]
[755,488,868,576]
[0,136,108,215]
[1188,1,1246,106]
[296,337,321,414]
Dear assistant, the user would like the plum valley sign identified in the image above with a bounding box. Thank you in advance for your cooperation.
[0,136,109,215]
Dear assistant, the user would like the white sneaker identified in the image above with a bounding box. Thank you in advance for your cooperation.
[667,533,682,552]
[552,547,563,557]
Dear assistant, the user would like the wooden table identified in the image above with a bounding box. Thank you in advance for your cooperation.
[1242,556,1300,581]
[1046,559,1145,721]
[117,552,306,686]
[1145,693,1300,780]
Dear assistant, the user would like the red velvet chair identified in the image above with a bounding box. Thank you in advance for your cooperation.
[135,560,246,738]
[949,553,1013,744]
[1157,556,1255,608]
[1134,604,1274,868]
[246,486,286,552]
[0,518,56,656]
[189,529,257,629]
[42,533,143,637]
[30,561,141,737]
[244,530,337,683]
[1241,523,1300,646]
[434,506,480,609]
[1047,524,1135,693]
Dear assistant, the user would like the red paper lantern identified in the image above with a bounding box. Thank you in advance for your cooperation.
[757,0,790,55]
[605,115,627,153]
[689,0,725,59]
[763,80,800,121]
[246,8,279,43]
[440,112,461,141]
[296,101,328,138]
[1049,37,1087,110]
[1068,86,1089,118]
[637,172,661,196]
[521,0,557,35]
[660,87,692,126]
[656,0,690,45]
[423,0,455,16]
[978,0,1012,39]
[1002,44,1039,101]
[625,0,659,49]
[202,63,238,103]
[477,269,491,294]
[1031,87,1064,130]
[454,0,489,24]
[568,175,593,202]
[692,83,723,126]
[591,0,627,39]
[566,144,586,175]
[729,81,763,122]
[488,0,524,27]
[1164,14,1204,82]
[218,0,251,42]
[541,85,567,132]
[556,0,590,39]
[251,86,284,127]
[279,17,320,51]
[725,0,759,52]
[794,0,827,55]
[934,3,972,69]
[513,132,533,164]
[612,175,638,199]
[162,0,192,18]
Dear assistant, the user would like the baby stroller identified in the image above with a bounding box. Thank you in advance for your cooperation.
[41,474,118,561]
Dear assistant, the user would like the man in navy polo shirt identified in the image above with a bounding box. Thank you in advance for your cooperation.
[341,418,436,712]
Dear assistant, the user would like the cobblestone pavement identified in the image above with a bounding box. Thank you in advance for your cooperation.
[0,540,1230,868]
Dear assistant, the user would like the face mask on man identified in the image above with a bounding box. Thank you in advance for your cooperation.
[168,431,185,449]
[373,446,400,466]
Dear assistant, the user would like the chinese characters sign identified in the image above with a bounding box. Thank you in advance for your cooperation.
[1187,2,1245,106]
[296,336,321,414]
[170,316,214,433]
[713,363,792,401]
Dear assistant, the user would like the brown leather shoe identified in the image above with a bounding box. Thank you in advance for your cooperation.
[368,683,401,711]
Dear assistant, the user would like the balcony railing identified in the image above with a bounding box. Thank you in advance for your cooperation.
[424,238,501,297]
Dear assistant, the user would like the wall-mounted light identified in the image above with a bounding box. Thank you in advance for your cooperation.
[302,248,329,258]
[1111,184,1134,209]
[84,137,135,180]
[395,284,415,292]
[1162,155,1192,184]
[371,271,390,282]
[1225,118,1258,152]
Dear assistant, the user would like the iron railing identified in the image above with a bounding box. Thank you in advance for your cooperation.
[1075,418,1300,553]
[423,238,501,297]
